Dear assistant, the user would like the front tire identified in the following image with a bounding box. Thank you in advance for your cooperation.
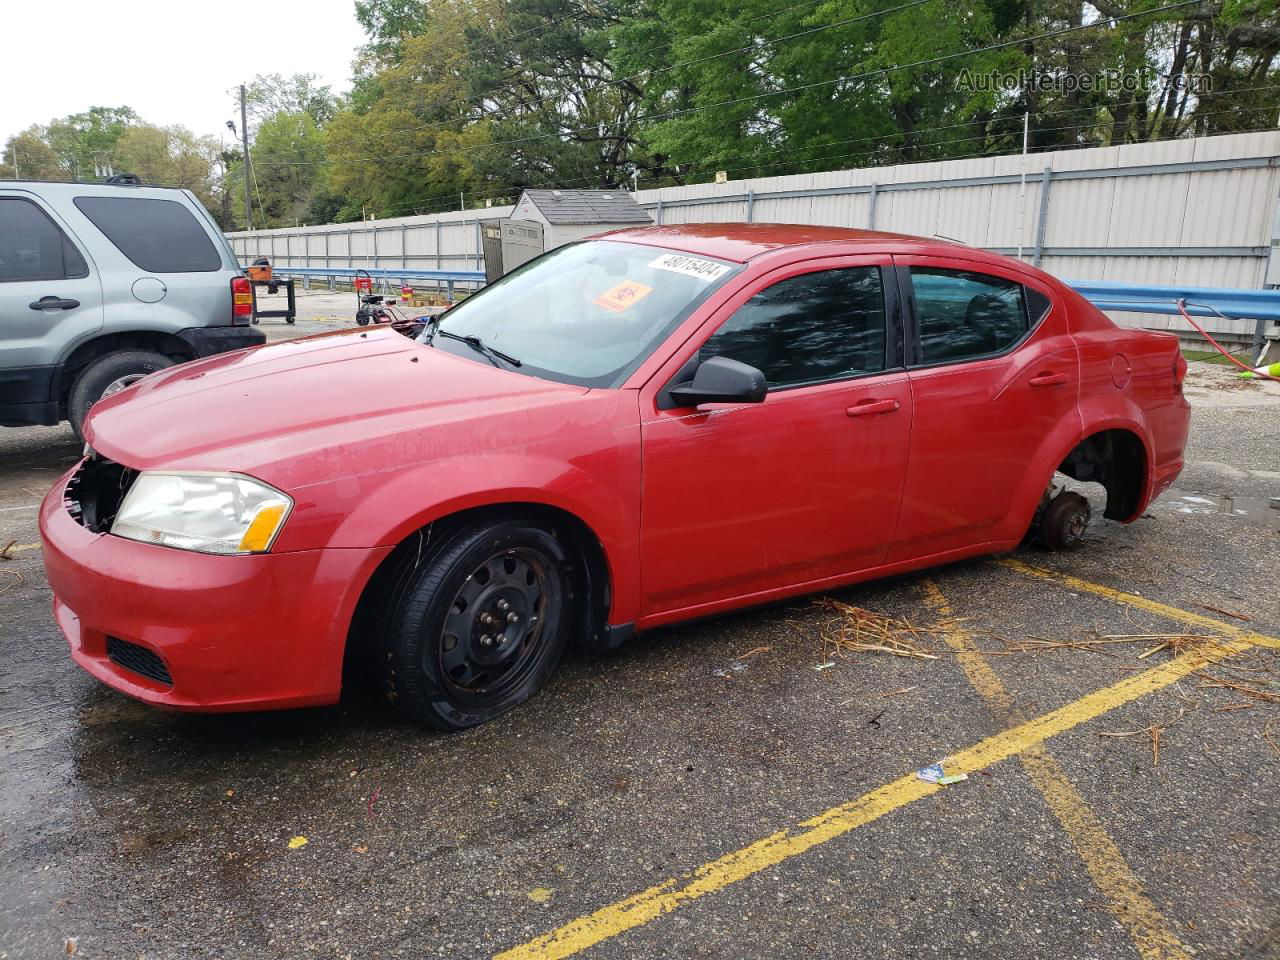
[68,349,174,440]
[376,518,574,729]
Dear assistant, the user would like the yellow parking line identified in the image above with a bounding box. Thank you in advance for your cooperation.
[496,621,1257,959]
[999,558,1280,651]
[922,581,1192,960]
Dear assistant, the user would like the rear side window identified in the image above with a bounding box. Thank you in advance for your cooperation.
[702,267,886,389]
[0,198,89,283]
[73,196,221,273]
[910,268,1029,365]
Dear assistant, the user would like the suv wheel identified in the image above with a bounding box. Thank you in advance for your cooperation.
[375,517,574,730]
[68,350,174,440]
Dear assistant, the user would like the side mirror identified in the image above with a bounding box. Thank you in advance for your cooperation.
[667,356,768,407]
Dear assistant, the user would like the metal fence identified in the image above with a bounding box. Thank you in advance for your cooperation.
[226,131,1280,344]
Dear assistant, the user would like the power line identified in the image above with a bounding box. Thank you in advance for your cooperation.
[256,0,1207,169]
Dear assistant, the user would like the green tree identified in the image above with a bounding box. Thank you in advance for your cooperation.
[45,106,139,178]
[246,111,328,225]
[244,73,341,125]
[2,128,67,179]
[111,124,219,190]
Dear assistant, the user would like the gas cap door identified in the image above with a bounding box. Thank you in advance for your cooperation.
[132,277,167,303]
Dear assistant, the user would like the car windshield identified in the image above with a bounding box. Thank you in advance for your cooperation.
[418,240,739,387]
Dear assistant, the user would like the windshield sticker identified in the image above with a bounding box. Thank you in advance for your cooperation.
[593,280,654,313]
[648,253,731,282]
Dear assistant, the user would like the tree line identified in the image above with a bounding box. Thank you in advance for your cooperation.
[5,0,1277,228]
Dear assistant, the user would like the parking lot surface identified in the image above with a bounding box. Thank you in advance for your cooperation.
[1,338,1277,960]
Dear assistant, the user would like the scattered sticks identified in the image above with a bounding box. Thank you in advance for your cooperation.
[1098,707,1191,767]
[816,599,939,662]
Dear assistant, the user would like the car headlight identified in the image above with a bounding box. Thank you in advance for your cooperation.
[110,473,293,555]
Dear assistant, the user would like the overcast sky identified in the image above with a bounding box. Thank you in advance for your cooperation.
[0,0,362,146]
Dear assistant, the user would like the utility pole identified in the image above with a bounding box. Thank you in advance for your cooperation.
[239,84,252,232]
[1015,110,1029,260]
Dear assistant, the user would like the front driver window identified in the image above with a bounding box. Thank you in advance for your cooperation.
[910,268,1030,364]
[701,267,886,389]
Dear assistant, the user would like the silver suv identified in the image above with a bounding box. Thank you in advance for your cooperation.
[0,176,264,437]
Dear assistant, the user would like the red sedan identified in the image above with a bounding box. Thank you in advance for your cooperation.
[40,224,1190,728]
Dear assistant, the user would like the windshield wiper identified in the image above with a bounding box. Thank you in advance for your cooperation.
[434,329,523,368]
[419,314,443,343]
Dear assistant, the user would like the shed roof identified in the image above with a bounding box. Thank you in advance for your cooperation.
[516,189,653,225]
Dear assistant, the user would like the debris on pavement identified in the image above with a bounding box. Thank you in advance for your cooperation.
[0,569,21,596]
[814,662,836,671]
[937,773,969,785]
[816,599,939,661]
[1006,631,1230,659]
[712,661,749,678]
[916,762,945,783]
[528,887,554,904]
[1098,707,1192,766]
[880,686,918,698]
[288,836,309,849]
[1197,603,1251,621]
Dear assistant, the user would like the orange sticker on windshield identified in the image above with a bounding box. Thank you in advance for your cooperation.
[593,280,654,313]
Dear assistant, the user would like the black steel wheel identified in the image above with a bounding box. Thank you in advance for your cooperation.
[375,517,573,729]
[1040,491,1090,551]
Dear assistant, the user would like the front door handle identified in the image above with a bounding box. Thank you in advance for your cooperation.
[1028,371,1068,387]
[846,398,901,417]
[29,296,81,311]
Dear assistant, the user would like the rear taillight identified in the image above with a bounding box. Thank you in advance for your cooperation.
[231,276,253,325]
[1173,350,1187,391]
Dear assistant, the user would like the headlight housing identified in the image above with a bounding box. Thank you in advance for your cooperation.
[111,473,293,555]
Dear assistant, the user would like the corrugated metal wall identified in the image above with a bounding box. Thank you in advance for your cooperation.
[226,131,1280,337]
[227,206,515,274]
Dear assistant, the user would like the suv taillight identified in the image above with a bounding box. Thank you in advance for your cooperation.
[231,276,253,324]
[1173,350,1188,391]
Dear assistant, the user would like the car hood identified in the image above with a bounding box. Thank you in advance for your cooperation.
[84,327,589,474]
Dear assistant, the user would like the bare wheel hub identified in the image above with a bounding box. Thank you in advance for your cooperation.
[438,550,548,691]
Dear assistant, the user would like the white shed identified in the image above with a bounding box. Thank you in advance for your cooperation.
[512,189,653,248]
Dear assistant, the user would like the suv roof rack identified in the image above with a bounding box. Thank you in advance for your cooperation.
[4,175,174,189]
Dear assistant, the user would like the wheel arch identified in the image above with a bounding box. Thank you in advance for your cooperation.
[345,500,621,678]
[54,331,197,413]
[1056,427,1149,522]
[1001,405,1154,541]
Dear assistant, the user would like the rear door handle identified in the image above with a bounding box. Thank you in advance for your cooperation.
[29,296,80,311]
[846,398,901,417]
[1028,371,1068,387]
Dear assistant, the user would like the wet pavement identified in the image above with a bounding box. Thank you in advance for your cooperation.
[0,358,1277,960]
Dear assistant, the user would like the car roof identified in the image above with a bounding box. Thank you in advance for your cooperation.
[598,222,985,264]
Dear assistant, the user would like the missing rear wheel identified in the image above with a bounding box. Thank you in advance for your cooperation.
[1040,491,1091,551]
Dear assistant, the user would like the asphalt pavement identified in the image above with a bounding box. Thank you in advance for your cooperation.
[0,341,1277,960]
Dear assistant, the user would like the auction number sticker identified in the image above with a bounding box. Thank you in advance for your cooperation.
[648,253,731,282]
[593,280,654,313]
